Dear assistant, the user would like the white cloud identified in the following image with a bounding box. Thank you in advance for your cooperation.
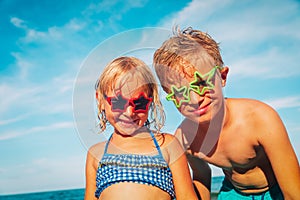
[10,17,27,29]
[0,73,74,118]
[10,17,49,43]
[0,114,30,126]
[264,96,300,110]
[156,0,300,78]
[229,47,300,79]
[158,0,232,29]
[84,0,147,14]
[0,121,74,141]
[10,52,33,79]
[0,155,85,194]
[65,18,87,31]
[10,16,86,45]
[0,83,40,114]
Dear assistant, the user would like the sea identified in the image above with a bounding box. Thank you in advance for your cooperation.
[0,176,224,200]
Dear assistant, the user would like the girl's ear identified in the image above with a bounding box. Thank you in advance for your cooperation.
[96,92,106,111]
[220,66,229,87]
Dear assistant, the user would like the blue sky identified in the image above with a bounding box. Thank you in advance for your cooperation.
[1,0,300,195]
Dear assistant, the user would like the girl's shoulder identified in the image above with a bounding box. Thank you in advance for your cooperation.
[154,132,185,164]
[153,132,176,146]
[87,141,107,161]
[153,132,182,152]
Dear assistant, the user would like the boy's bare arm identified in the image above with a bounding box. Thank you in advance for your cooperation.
[257,104,300,199]
[174,130,211,200]
[187,153,211,200]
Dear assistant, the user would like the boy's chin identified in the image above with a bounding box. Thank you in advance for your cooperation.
[185,113,213,125]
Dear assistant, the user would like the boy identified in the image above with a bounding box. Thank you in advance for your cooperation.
[153,27,300,199]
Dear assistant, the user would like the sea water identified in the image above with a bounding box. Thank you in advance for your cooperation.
[0,189,85,200]
[0,176,224,200]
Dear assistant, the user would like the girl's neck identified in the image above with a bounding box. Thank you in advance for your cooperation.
[108,128,156,155]
[113,126,152,140]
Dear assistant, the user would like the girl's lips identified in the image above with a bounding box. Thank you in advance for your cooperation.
[118,119,138,127]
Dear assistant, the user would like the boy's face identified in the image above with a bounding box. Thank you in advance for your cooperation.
[163,65,226,124]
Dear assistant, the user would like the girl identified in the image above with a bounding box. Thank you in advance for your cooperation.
[84,56,198,200]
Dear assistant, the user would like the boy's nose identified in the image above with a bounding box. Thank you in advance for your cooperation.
[189,90,203,103]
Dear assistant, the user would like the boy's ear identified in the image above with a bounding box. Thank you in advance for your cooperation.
[220,66,229,87]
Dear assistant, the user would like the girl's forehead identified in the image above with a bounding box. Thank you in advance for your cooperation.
[110,76,150,97]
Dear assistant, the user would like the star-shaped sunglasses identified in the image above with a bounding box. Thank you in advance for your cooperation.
[166,66,221,108]
[105,92,153,113]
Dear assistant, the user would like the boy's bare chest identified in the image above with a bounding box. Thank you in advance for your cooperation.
[204,142,262,170]
[189,126,263,170]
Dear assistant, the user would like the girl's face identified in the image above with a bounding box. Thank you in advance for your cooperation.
[103,76,152,136]
[165,66,228,124]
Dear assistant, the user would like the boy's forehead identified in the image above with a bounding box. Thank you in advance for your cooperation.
[161,63,216,90]
[166,62,213,79]
[162,70,191,88]
[175,54,214,73]
[185,55,214,73]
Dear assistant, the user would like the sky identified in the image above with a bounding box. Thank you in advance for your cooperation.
[1,0,300,195]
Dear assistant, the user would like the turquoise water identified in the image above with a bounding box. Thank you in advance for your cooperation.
[0,189,85,200]
[211,176,224,193]
[0,177,223,199]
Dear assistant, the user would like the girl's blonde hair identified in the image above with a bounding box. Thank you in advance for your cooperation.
[95,56,165,132]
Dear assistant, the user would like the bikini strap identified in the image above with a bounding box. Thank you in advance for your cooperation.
[104,131,164,157]
[149,131,164,157]
[103,133,113,154]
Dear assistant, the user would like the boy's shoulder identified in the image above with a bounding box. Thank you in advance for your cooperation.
[226,98,280,125]
[227,98,275,114]
[227,97,267,105]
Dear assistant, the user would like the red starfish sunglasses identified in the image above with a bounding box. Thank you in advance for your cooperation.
[105,92,152,113]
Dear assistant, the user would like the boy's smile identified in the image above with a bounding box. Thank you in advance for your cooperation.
[193,102,211,116]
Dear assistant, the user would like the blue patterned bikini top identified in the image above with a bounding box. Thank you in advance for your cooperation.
[95,131,175,199]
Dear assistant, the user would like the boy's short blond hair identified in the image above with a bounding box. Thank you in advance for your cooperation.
[153,27,224,92]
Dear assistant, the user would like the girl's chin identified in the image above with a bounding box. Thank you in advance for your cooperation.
[115,123,143,136]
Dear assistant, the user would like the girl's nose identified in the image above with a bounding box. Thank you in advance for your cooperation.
[124,104,135,116]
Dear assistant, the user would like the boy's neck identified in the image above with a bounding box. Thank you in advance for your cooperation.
[189,98,227,156]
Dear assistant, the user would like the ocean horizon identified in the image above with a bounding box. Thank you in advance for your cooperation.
[0,176,224,200]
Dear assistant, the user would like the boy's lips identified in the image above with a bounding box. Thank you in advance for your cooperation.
[193,103,211,115]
